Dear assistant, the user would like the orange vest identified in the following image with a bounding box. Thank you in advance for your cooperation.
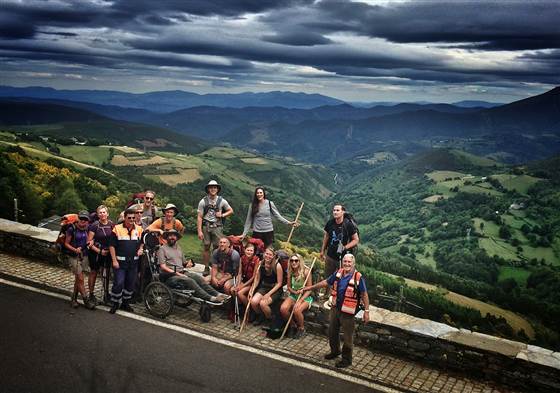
[331,268,362,315]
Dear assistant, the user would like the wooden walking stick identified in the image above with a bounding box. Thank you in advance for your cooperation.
[286,202,304,244]
[240,260,261,332]
[280,257,317,340]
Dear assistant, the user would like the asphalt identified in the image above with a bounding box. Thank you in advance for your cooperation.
[0,283,378,393]
[0,252,516,393]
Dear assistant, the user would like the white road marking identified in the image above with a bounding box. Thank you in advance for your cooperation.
[0,277,403,393]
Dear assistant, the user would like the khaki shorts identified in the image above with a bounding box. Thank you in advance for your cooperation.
[68,254,90,275]
[202,224,224,248]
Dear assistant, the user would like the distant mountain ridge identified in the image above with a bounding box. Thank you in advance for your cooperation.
[0,86,344,111]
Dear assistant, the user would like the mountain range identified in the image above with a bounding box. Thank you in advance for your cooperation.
[1,85,559,164]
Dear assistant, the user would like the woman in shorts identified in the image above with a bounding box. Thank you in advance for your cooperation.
[87,205,114,305]
[233,243,260,309]
[250,247,283,325]
[280,253,313,338]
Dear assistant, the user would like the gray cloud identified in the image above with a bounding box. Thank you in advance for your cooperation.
[0,0,558,101]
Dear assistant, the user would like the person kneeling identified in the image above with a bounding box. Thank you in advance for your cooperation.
[158,230,228,305]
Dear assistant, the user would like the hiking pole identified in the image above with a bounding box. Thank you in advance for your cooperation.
[233,276,240,329]
[280,257,317,340]
[240,260,261,333]
[286,202,304,245]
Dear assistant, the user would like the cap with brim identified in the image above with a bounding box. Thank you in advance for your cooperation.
[130,203,144,212]
[162,229,182,239]
[205,180,221,193]
[162,203,179,216]
[78,210,90,220]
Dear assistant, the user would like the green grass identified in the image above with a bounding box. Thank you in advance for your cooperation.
[479,237,520,261]
[491,174,542,195]
[498,266,531,286]
[58,145,112,166]
[178,231,204,262]
[426,170,467,182]
[472,218,500,237]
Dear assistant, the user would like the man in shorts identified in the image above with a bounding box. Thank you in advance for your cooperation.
[197,180,233,276]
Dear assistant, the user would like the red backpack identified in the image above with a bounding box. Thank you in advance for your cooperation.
[55,214,79,251]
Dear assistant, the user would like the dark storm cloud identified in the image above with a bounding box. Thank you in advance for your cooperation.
[262,32,332,46]
[316,0,560,51]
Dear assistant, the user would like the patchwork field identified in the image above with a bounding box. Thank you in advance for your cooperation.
[111,154,168,166]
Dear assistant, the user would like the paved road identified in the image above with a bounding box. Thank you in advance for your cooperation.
[0,283,380,393]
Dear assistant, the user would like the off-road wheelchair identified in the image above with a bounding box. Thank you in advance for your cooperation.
[141,231,218,322]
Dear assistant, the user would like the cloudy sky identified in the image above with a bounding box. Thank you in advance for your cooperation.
[1,0,559,103]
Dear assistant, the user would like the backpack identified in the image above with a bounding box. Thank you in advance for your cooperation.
[203,196,225,224]
[159,217,177,231]
[342,212,359,254]
[55,213,79,252]
[228,235,244,256]
[334,270,364,315]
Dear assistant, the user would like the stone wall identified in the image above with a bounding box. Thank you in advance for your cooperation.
[305,299,560,392]
[0,219,60,265]
[1,218,559,392]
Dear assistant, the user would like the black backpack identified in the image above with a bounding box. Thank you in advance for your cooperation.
[342,212,359,254]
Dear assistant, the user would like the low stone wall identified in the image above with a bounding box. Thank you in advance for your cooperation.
[0,219,60,265]
[1,218,559,392]
[305,299,560,392]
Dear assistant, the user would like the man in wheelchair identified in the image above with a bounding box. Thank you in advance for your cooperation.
[157,229,229,305]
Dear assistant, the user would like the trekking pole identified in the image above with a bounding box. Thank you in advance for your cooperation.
[286,202,304,245]
[240,260,261,333]
[233,276,240,328]
[280,257,316,340]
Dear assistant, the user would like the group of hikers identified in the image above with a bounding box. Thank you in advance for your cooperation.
[61,181,370,369]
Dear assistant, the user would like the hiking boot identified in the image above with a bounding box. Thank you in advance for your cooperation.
[71,299,79,309]
[335,359,351,368]
[84,296,96,310]
[120,303,134,312]
[216,293,230,302]
[208,297,223,306]
[202,266,210,277]
[294,328,306,339]
[109,302,119,314]
[88,294,98,306]
[252,314,264,326]
[324,352,341,360]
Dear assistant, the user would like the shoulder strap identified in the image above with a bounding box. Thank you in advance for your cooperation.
[268,200,272,216]
[172,217,176,231]
[203,196,210,215]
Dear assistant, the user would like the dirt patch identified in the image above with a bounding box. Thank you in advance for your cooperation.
[241,157,268,165]
[137,138,178,148]
[157,168,201,186]
[423,194,446,203]
[111,154,168,166]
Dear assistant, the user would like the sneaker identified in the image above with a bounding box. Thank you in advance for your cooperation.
[216,293,230,302]
[84,297,96,310]
[202,266,210,277]
[252,314,264,326]
[109,302,119,314]
[120,303,134,312]
[294,328,306,339]
[324,352,341,360]
[335,359,351,368]
[208,297,223,306]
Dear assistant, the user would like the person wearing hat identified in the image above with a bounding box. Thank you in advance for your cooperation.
[157,229,228,304]
[64,210,95,309]
[197,180,233,276]
[108,206,144,314]
[147,203,185,244]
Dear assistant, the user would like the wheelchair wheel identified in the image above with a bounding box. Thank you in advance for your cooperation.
[144,281,174,319]
[199,302,211,323]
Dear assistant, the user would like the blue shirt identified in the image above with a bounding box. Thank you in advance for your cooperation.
[327,269,367,310]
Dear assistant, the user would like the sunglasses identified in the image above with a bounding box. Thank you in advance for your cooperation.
[135,211,142,214]
[79,218,89,222]
[290,258,299,262]
[126,216,135,220]
[144,197,153,200]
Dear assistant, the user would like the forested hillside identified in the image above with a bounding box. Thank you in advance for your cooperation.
[332,149,560,349]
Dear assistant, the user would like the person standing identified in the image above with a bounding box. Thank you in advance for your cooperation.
[197,180,233,276]
[86,205,114,305]
[239,186,298,249]
[147,203,185,243]
[108,207,144,314]
[320,204,359,296]
[140,190,158,227]
[64,210,95,309]
[301,253,369,368]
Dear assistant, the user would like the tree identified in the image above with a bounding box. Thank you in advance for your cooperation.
[499,225,511,239]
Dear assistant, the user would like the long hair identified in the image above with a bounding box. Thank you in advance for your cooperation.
[288,253,306,282]
[250,187,266,220]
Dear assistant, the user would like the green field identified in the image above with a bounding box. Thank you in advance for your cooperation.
[491,174,542,195]
[479,237,520,261]
[178,232,203,261]
[426,170,467,182]
[58,145,112,166]
[498,266,531,286]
